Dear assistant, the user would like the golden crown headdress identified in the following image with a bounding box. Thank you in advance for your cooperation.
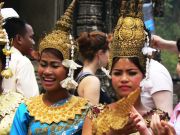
[108,0,156,112]
[0,2,13,79]
[109,0,148,71]
[39,0,77,60]
[39,0,81,90]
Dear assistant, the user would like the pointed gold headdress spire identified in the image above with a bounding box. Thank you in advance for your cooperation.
[55,0,76,33]
[39,0,81,90]
[39,0,77,60]
[109,0,148,71]
[0,2,13,79]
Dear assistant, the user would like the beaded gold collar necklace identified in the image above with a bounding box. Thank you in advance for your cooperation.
[26,95,88,124]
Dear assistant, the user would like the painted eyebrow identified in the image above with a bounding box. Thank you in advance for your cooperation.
[112,68,139,71]
[40,60,62,64]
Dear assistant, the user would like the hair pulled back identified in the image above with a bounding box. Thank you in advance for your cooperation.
[77,31,110,62]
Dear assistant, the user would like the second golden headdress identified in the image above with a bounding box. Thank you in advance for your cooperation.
[109,0,150,71]
[109,0,156,89]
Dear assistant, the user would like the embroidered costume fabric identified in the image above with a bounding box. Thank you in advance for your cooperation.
[10,95,89,135]
[89,88,141,135]
[0,91,24,135]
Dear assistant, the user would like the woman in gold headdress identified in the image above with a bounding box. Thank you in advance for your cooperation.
[0,3,24,135]
[82,0,169,134]
[10,0,89,134]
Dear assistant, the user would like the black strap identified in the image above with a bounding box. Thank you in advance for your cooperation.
[74,73,93,96]
[76,73,93,84]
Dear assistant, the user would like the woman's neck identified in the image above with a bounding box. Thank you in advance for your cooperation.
[43,89,70,106]
[83,60,99,74]
[134,97,151,115]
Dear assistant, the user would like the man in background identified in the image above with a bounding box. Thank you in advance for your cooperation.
[1,10,39,97]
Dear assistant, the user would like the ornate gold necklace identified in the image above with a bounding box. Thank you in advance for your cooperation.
[26,95,88,124]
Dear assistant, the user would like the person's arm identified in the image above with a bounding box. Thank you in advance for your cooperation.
[82,116,93,135]
[149,60,173,116]
[10,103,30,135]
[152,91,173,116]
[81,76,100,105]
[151,35,178,53]
[16,58,39,98]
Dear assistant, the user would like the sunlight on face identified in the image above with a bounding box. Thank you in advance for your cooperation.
[38,52,67,92]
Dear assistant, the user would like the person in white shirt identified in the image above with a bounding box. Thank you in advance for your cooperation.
[141,59,173,116]
[2,17,39,98]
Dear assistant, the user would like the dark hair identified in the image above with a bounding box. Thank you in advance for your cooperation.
[0,46,6,72]
[177,38,180,52]
[0,45,6,88]
[39,48,64,61]
[77,31,109,62]
[3,17,28,39]
[111,57,145,75]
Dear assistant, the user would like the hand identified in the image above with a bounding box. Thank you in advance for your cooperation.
[130,107,151,135]
[107,107,149,135]
[151,35,168,50]
[151,35,177,53]
[161,121,176,135]
[150,113,176,135]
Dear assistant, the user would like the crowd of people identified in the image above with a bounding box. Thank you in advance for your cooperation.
[0,0,179,134]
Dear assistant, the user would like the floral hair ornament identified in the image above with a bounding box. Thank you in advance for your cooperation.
[140,31,157,90]
[0,2,13,79]
[39,0,81,90]
[60,34,82,90]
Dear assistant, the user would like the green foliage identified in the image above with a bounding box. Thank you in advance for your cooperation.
[154,0,180,75]
[161,51,177,75]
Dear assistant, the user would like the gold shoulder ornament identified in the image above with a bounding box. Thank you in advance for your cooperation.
[26,95,88,124]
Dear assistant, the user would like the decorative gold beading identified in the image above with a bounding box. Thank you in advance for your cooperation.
[39,0,78,60]
[109,0,147,71]
[92,88,141,135]
[26,95,88,124]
